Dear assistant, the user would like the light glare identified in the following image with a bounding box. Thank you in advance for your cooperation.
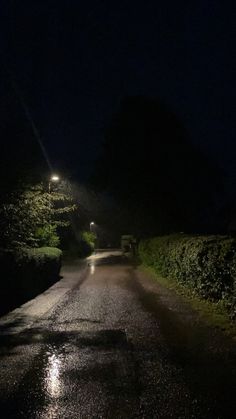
[51,175,60,182]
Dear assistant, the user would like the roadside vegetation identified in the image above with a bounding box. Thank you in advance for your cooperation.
[0,181,70,315]
[0,80,100,316]
[63,230,96,259]
[0,178,96,316]
[139,234,236,326]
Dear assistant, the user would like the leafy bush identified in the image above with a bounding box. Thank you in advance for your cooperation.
[15,247,62,289]
[18,247,62,265]
[0,183,76,249]
[139,234,236,318]
[35,224,60,247]
[74,231,96,257]
[61,231,96,259]
[81,231,96,249]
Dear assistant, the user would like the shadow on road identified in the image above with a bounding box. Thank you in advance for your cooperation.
[127,270,236,419]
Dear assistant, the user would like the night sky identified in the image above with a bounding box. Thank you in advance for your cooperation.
[0,0,235,182]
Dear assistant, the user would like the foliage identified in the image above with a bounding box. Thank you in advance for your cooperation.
[72,231,97,257]
[49,181,77,228]
[139,234,236,318]
[35,225,60,247]
[81,231,96,249]
[18,246,62,262]
[1,246,62,272]
[0,183,76,248]
[0,184,49,247]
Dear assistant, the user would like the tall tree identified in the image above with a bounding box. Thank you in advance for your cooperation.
[0,182,76,248]
[93,96,222,236]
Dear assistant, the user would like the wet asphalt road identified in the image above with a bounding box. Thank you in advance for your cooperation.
[0,250,236,418]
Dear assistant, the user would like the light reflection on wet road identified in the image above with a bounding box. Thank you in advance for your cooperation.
[0,250,236,418]
[44,348,62,398]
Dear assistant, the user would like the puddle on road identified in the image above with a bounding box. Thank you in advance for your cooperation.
[35,345,68,419]
[87,253,131,278]
[0,329,134,418]
[90,262,95,275]
[44,348,63,399]
[0,343,68,418]
[88,254,130,268]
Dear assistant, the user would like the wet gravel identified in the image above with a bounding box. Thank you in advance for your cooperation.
[0,251,235,418]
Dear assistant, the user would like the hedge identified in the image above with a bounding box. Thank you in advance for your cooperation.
[139,234,236,317]
[0,247,62,316]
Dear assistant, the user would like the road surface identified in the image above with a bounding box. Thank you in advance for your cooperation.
[0,250,235,418]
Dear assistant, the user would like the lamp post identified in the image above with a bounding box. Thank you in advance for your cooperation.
[90,222,97,253]
[48,175,60,224]
[48,175,60,193]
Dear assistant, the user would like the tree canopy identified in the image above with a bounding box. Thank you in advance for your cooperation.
[0,183,76,248]
[92,96,222,236]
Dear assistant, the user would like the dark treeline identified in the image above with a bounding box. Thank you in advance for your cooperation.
[92,96,226,238]
[0,82,232,247]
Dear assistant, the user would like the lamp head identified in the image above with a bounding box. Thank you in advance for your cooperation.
[51,175,60,182]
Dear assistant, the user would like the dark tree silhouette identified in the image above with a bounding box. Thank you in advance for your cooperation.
[92,96,222,236]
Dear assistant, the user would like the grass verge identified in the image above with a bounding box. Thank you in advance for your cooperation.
[140,264,236,339]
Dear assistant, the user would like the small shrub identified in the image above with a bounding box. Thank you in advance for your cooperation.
[81,231,96,250]
[35,225,60,247]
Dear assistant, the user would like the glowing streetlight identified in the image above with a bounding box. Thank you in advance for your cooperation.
[90,221,95,232]
[49,174,60,193]
[51,175,60,182]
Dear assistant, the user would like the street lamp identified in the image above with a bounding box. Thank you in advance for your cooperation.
[48,174,60,193]
[51,175,60,182]
[90,222,97,252]
[48,175,60,224]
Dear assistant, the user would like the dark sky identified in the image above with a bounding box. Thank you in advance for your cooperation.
[0,0,235,181]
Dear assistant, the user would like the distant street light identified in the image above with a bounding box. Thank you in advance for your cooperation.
[90,221,95,232]
[48,174,60,193]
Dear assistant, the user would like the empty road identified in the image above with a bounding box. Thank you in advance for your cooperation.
[0,250,235,418]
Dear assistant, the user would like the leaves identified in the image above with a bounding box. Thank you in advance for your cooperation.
[81,231,96,249]
[0,182,77,248]
[139,234,236,318]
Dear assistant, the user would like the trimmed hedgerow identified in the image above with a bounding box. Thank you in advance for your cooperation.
[0,247,62,315]
[139,234,236,317]
[15,247,62,288]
